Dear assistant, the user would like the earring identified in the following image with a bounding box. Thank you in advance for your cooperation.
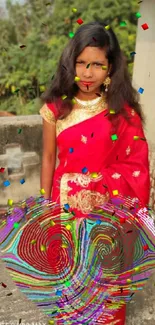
[103,76,111,92]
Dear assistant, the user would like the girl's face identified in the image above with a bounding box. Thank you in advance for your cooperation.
[75,46,109,98]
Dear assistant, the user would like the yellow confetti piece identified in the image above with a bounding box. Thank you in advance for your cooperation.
[8,199,13,206]
[134,266,140,272]
[48,321,54,325]
[40,245,46,252]
[62,244,68,248]
[39,85,45,92]
[112,190,118,196]
[74,76,80,82]
[40,188,45,195]
[50,220,55,226]
[127,279,132,283]
[102,65,108,70]
[134,136,140,140]
[110,109,115,114]
[66,224,71,230]
[61,95,67,100]
[71,98,76,104]
[72,8,77,13]
[90,172,98,178]
[31,239,37,244]
[105,25,110,30]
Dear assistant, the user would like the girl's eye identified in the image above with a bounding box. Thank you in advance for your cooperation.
[76,61,84,64]
[94,63,102,66]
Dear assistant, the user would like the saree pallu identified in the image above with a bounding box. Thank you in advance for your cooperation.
[40,102,150,324]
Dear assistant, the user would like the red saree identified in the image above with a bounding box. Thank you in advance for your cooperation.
[40,101,150,324]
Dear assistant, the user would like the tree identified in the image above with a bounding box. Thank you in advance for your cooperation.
[0,0,140,115]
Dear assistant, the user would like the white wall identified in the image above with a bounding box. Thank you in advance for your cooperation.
[132,0,155,144]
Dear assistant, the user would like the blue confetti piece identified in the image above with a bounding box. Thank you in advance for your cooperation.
[64,203,70,210]
[3,180,10,187]
[96,219,101,225]
[56,290,62,296]
[20,178,25,184]
[82,167,88,174]
[69,148,74,153]
[138,87,144,94]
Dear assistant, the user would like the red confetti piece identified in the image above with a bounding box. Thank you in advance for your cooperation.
[1,282,7,288]
[0,167,5,173]
[92,37,97,42]
[76,18,84,25]
[120,217,126,224]
[20,45,26,49]
[141,23,149,30]
[143,244,149,251]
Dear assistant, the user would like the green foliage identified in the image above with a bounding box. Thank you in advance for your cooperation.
[0,0,140,115]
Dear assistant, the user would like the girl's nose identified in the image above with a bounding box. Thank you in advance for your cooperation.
[83,64,93,77]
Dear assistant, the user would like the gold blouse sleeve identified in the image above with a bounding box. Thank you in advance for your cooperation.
[39,103,56,124]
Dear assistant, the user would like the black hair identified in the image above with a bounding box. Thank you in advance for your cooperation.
[40,21,144,126]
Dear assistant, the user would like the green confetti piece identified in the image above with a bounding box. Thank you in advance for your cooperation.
[18,128,22,134]
[136,12,141,18]
[120,21,127,27]
[14,222,19,229]
[69,32,74,38]
[111,134,118,141]
[86,63,91,69]
[65,280,71,287]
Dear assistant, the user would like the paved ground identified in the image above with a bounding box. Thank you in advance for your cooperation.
[0,260,155,325]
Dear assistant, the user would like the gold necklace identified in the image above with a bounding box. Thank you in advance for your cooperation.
[74,93,107,111]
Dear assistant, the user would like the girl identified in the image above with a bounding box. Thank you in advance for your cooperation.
[39,21,150,324]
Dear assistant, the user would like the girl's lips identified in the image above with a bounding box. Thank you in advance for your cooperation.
[81,81,94,86]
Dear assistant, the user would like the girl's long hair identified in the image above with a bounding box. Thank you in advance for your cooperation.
[40,21,144,126]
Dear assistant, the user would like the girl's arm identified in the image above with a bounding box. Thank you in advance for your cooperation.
[40,118,56,199]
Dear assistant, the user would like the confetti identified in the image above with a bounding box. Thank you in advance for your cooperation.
[8,199,13,206]
[120,21,127,27]
[92,37,97,42]
[86,63,91,69]
[111,134,118,141]
[31,239,37,244]
[110,109,115,114]
[14,88,20,93]
[76,18,83,25]
[90,172,98,178]
[62,65,67,70]
[74,76,80,82]
[1,282,7,288]
[20,178,25,185]
[20,45,26,49]
[40,245,46,252]
[69,32,74,38]
[105,25,110,30]
[0,167,5,173]
[120,217,126,224]
[48,321,54,325]
[61,95,67,100]
[130,51,136,57]
[143,244,149,251]
[69,148,74,153]
[136,12,142,18]
[71,98,76,104]
[133,136,140,140]
[66,224,71,230]
[14,222,19,229]
[64,203,70,210]
[113,190,118,196]
[51,75,55,80]
[46,2,51,5]
[134,266,140,272]
[17,128,22,134]
[82,167,88,174]
[72,8,77,13]
[3,180,10,187]
[40,188,46,195]
[19,319,22,325]
[6,292,13,296]
[95,93,101,97]
[138,87,144,94]
[56,290,62,296]
[141,23,149,30]
[102,65,108,70]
